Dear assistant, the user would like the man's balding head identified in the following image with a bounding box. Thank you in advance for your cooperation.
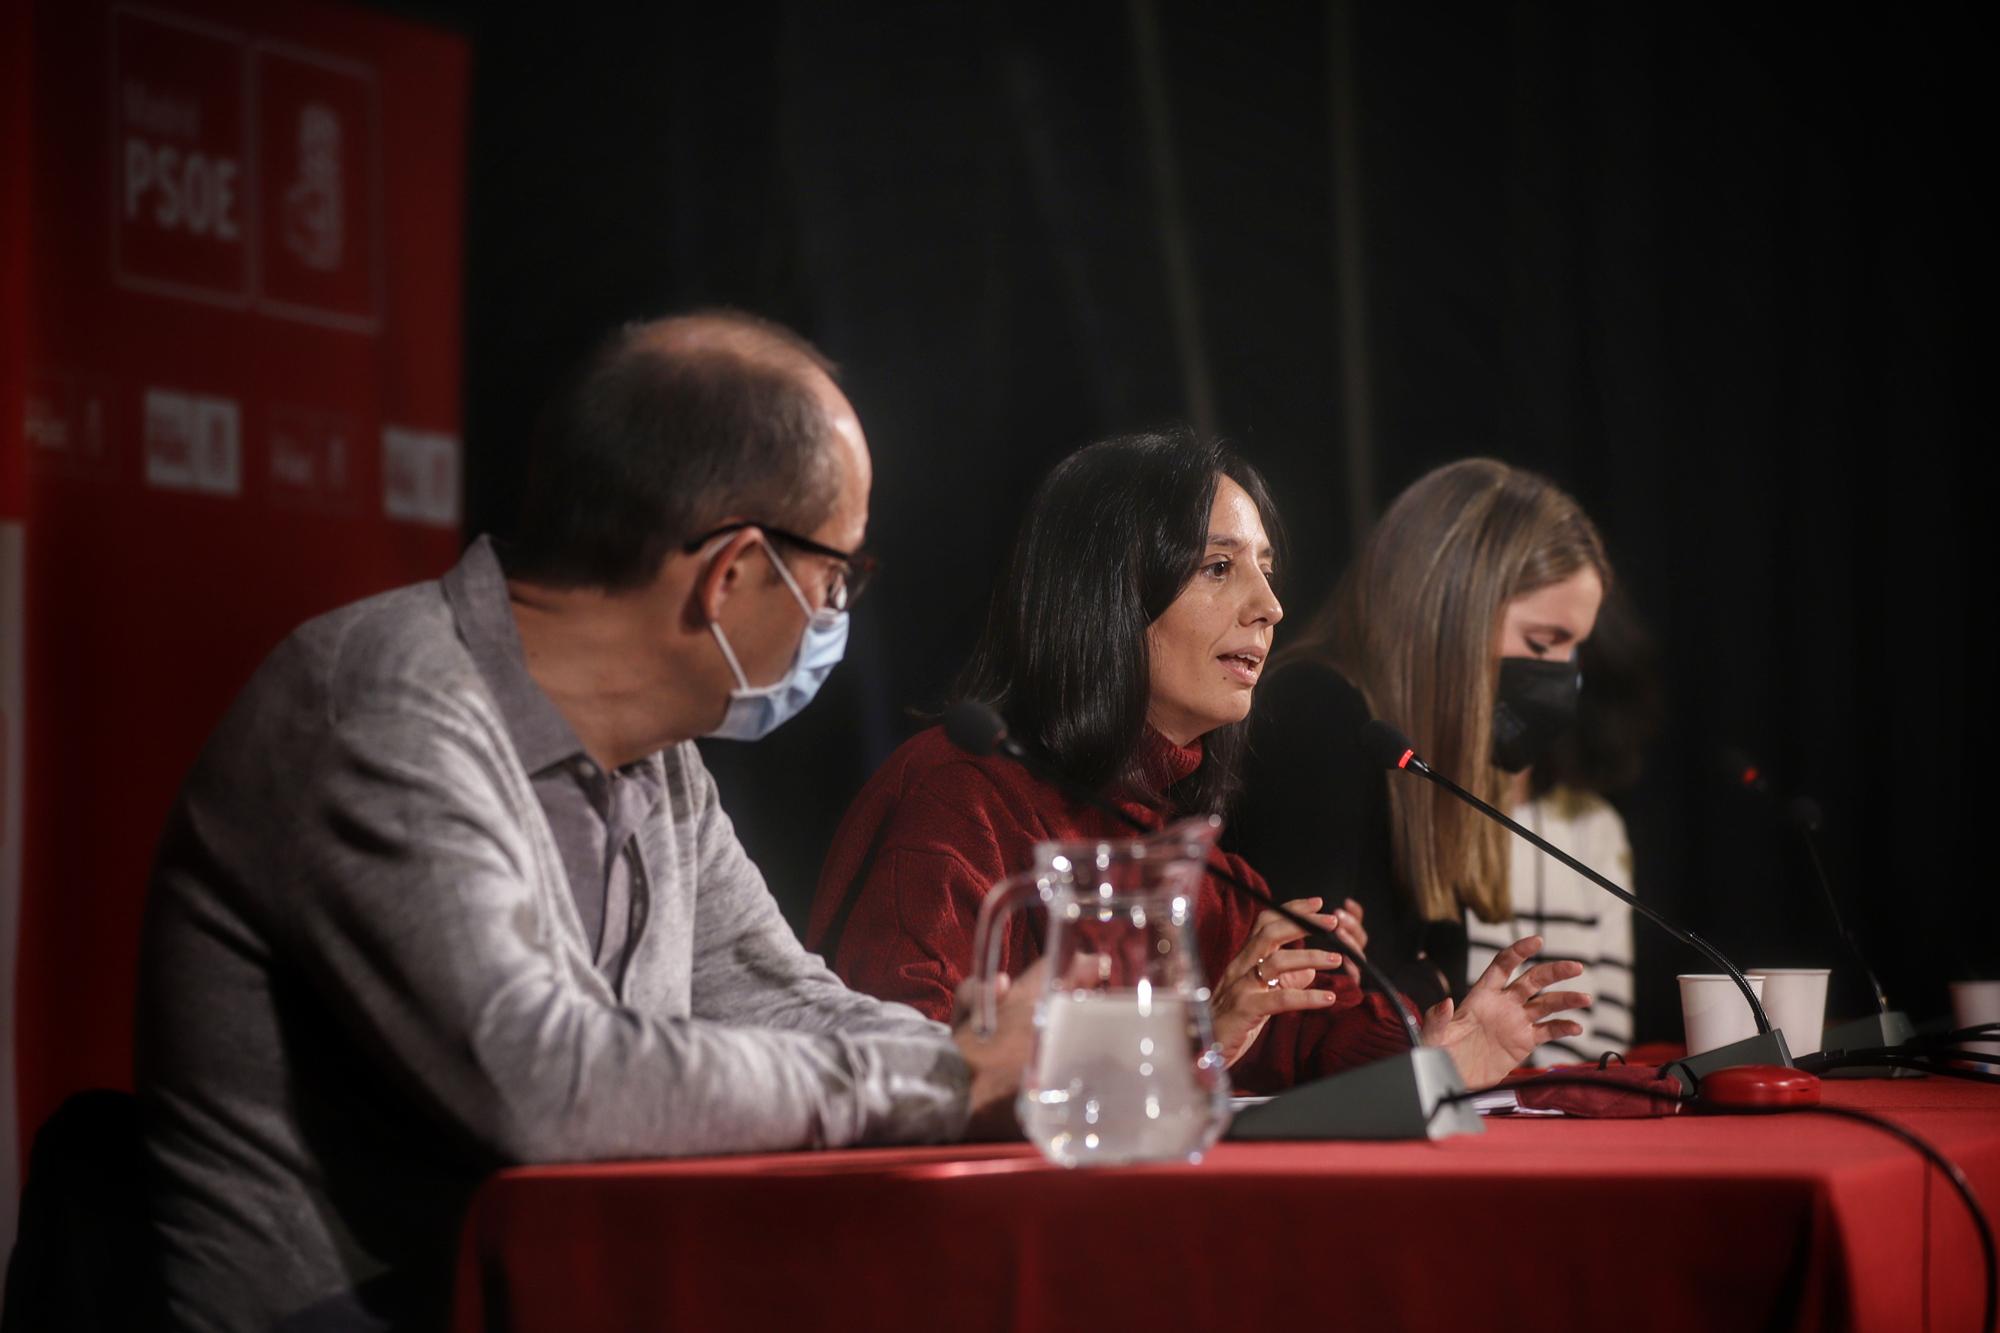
[631,311,830,380]
[509,310,854,589]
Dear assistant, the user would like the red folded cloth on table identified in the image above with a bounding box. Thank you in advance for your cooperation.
[1500,1064,1686,1117]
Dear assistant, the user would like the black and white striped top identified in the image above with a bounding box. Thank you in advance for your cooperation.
[1465,787,1635,1067]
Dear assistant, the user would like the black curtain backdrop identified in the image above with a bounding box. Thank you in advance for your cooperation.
[383,1,1989,1041]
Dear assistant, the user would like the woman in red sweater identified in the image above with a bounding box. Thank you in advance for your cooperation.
[806,430,1586,1092]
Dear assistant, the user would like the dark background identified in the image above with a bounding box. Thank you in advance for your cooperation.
[376,1,1990,1041]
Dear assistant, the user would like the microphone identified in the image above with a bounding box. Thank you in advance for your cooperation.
[1718,746,1890,1016]
[1361,719,1794,1090]
[1718,746,1770,796]
[945,702,1423,1046]
[1719,747,1913,1071]
[943,700,1032,765]
[1720,747,1831,838]
[945,701,1479,1142]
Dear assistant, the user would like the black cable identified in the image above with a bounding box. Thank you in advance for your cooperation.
[1838,1046,2000,1069]
[1915,1051,2000,1074]
[1800,1052,2000,1087]
[1432,1068,1999,1332]
[1784,1104,1997,1333]
[1910,1023,2000,1047]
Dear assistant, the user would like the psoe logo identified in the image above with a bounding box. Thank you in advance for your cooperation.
[108,14,383,331]
[283,102,343,272]
[254,44,380,330]
[144,388,241,497]
[111,7,252,306]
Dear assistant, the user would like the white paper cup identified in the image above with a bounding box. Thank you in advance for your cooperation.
[1678,973,1767,1056]
[1951,981,2000,1068]
[1749,967,1830,1058]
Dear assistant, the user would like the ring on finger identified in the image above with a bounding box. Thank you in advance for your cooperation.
[1252,959,1280,989]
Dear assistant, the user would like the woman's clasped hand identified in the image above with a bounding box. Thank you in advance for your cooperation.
[1208,896,1368,1066]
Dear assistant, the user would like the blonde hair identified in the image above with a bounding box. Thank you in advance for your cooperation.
[1281,459,1610,923]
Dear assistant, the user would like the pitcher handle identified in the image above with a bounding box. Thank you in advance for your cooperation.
[968,870,1048,1038]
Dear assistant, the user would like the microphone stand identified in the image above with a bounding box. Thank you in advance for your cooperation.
[1724,754,1913,1073]
[1788,805,1917,1076]
[1379,733,1793,1093]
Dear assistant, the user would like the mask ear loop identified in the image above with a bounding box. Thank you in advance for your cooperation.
[695,529,762,693]
[704,532,832,693]
[707,618,754,692]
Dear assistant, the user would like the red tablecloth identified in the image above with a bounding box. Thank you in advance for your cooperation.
[453,1080,2000,1332]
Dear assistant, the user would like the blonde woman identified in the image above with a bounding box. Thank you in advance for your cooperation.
[1228,459,1622,1052]
[1466,589,1659,1063]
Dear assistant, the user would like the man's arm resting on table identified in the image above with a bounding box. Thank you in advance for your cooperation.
[679,747,1033,1137]
[286,711,973,1162]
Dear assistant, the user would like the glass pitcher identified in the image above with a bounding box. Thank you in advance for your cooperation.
[970,815,1232,1167]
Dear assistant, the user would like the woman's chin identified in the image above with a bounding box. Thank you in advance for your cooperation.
[1150,691,1254,745]
[1197,698,1255,735]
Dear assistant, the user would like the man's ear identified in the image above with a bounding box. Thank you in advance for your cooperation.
[689,527,764,627]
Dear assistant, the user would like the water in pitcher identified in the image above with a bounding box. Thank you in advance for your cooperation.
[1019,987,1229,1167]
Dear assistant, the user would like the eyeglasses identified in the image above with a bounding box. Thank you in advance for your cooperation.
[683,521,878,612]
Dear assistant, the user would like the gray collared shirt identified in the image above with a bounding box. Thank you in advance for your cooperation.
[443,553,661,987]
[138,536,971,1332]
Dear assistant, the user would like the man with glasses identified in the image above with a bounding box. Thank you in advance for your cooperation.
[137,311,1033,1332]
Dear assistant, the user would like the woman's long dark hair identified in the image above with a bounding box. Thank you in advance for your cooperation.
[953,428,1285,816]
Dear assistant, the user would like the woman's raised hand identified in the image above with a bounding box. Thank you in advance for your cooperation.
[1209,897,1360,1066]
[1421,935,1589,1089]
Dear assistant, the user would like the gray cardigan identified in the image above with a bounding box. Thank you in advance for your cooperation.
[138,541,969,1331]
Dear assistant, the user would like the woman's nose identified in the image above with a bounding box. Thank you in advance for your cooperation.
[1243,575,1282,625]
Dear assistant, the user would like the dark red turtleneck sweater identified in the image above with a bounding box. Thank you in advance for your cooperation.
[806,725,1415,1093]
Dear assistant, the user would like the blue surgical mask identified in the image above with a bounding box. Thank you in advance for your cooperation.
[703,538,849,742]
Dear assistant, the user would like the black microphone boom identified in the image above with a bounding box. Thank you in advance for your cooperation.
[1721,747,1892,1018]
[1359,719,1793,1088]
[1719,746,1912,1070]
[945,701,1425,1047]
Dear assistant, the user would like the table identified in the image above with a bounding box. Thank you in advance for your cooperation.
[453,1079,2000,1332]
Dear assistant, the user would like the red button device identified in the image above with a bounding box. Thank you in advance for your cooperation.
[1699,1065,1823,1111]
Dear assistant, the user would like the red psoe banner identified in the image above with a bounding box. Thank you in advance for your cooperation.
[5,0,469,1247]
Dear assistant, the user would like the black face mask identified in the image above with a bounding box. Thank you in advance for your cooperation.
[1491,656,1582,773]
